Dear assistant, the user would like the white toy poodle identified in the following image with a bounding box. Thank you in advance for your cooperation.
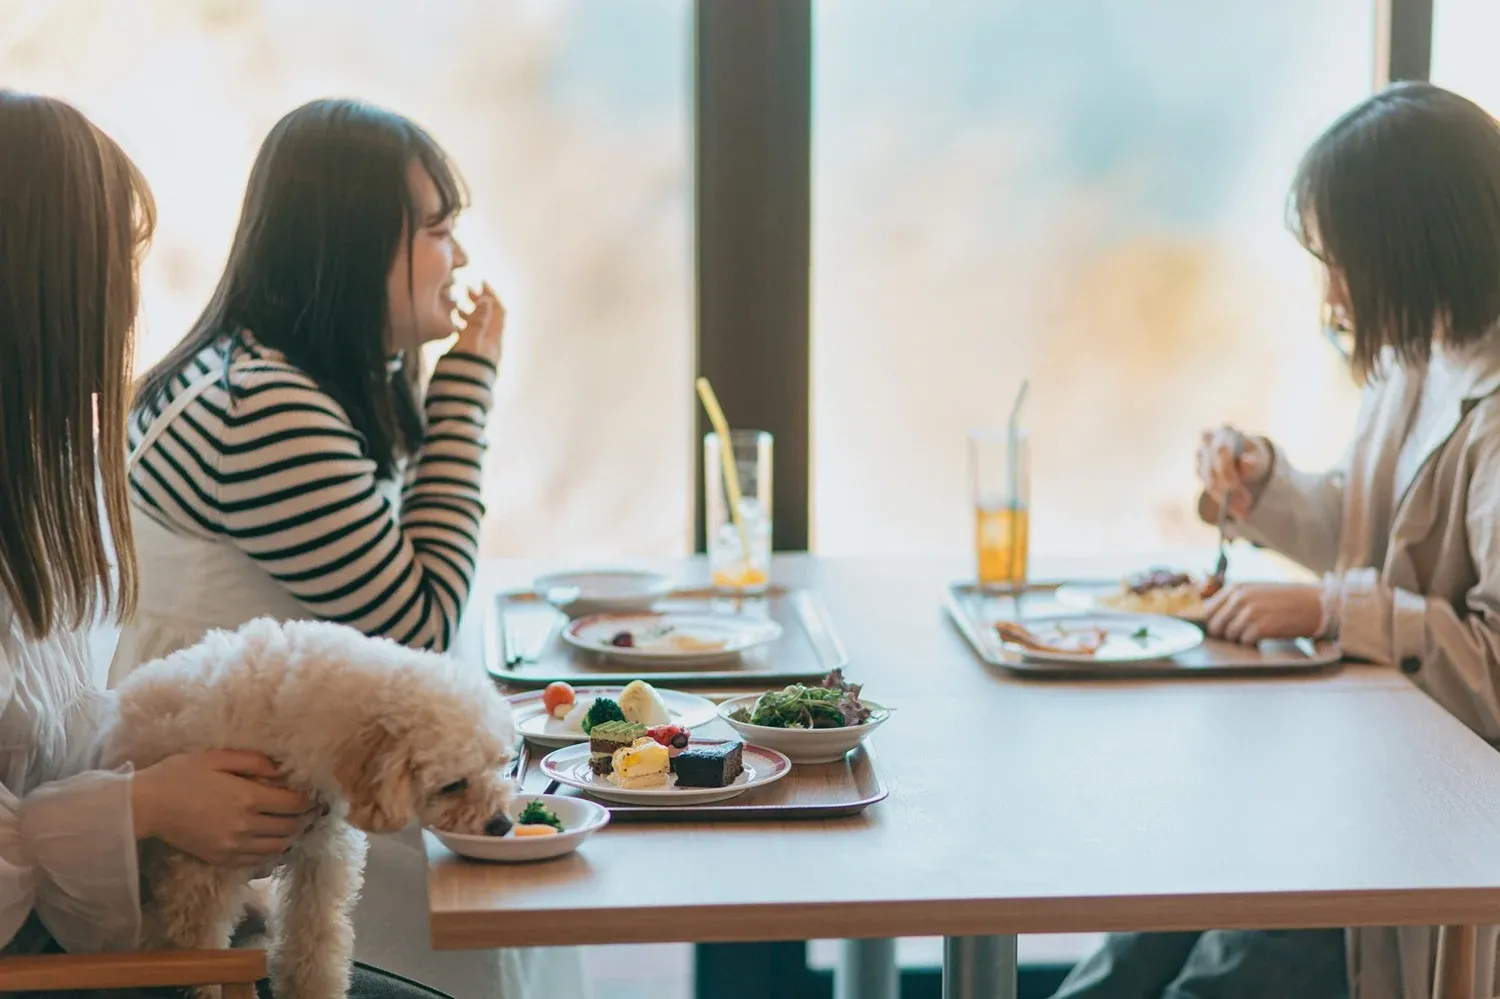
[99,617,517,999]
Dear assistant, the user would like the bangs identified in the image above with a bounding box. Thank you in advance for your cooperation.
[1288,144,1333,265]
[411,125,468,223]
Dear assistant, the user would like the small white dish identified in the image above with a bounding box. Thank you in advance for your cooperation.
[509,685,719,748]
[538,740,791,805]
[563,612,783,667]
[533,570,674,619]
[426,794,609,863]
[717,694,890,764]
[990,612,1204,664]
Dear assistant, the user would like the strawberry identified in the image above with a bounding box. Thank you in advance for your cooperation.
[647,724,686,746]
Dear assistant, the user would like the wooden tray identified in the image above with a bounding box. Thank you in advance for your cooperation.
[514,741,888,822]
[486,586,848,688]
[946,581,1343,678]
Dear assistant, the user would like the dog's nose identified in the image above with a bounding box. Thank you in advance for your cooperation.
[483,813,513,837]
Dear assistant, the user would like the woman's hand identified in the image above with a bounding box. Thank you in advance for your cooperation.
[1196,426,1274,519]
[131,750,319,868]
[1204,584,1323,645]
[451,281,505,366]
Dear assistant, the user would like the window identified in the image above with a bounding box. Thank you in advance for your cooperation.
[811,0,1373,558]
[1431,0,1500,113]
[3,0,693,559]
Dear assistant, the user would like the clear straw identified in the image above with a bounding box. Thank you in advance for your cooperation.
[1007,379,1030,589]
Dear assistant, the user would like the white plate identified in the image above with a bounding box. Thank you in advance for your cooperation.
[533,569,674,619]
[426,794,609,863]
[539,740,791,805]
[563,612,783,667]
[510,685,719,748]
[717,694,890,764]
[989,613,1204,664]
[1054,580,1207,622]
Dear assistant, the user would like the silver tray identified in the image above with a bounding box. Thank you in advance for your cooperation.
[486,585,848,688]
[946,580,1342,678]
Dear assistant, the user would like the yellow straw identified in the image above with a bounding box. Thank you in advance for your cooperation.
[695,377,754,574]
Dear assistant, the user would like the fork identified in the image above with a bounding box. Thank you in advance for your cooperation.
[1209,434,1246,590]
[507,741,529,782]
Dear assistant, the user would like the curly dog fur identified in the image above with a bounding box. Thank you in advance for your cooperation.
[99,617,517,999]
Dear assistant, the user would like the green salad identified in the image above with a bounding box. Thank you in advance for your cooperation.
[729,668,878,729]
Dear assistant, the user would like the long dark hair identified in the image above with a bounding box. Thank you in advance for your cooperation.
[135,99,466,478]
[1289,82,1500,380]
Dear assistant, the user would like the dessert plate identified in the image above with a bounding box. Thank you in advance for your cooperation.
[539,740,791,806]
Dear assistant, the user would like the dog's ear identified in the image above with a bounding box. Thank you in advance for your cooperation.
[333,718,417,833]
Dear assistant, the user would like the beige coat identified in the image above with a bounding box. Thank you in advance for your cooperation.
[1217,353,1500,998]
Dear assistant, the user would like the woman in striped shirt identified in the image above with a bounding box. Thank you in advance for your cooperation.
[112,101,500,674]
[109,100,586,999]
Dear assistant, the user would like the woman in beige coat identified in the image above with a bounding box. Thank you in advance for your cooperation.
[1200,80,1500,999]
[1057,82,1500,999]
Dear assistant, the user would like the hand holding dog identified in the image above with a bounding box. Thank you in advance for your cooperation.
[132,749,319,868]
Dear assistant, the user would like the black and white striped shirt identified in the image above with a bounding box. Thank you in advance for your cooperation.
[127,332,494,652]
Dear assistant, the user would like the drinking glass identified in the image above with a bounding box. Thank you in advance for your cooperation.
[968,428,1030,586]
[704,430,773,594]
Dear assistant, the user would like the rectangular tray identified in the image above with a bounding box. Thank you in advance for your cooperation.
[515,742,888,822]
[946,581,1342,678]
[486,585,848,688]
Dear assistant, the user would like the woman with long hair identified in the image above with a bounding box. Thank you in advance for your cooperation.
[108,99,583,998]
[0,86,317,961]
[0,88,460,999]
[114,100,501,677]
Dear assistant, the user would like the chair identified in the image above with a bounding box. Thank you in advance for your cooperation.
[0,949,265,997]
[1437,924,1477,999]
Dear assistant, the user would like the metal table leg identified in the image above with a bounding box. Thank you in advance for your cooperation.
[944,934,1018,999]
[835,938,898,999]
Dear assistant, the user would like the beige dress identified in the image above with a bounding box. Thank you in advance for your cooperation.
[1212,344,1500,998]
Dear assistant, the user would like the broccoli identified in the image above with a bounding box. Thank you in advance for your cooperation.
[581,697,626,734]
[517,800,563,832]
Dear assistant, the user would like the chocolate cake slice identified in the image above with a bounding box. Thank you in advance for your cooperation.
[671,741,745,788]
[588,721,645,776]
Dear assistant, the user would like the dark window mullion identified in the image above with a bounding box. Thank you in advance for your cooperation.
[693,0,812,553]
[1376,0,1433,85]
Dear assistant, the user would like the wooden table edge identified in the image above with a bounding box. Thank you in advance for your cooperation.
[430,887,1500,950]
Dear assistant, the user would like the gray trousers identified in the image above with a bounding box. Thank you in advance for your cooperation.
[256,964,451,999]
[1052,930,1348,999]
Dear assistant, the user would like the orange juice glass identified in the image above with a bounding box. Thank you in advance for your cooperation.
[968,428,1030,586]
